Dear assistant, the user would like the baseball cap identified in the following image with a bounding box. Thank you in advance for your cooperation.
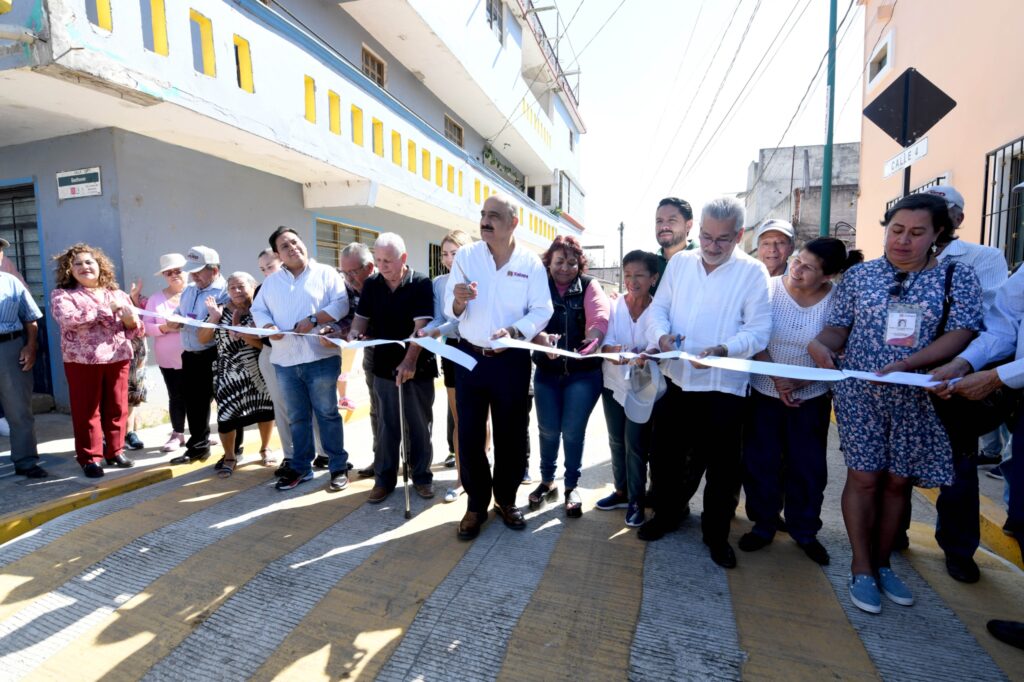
[754,219,795,242]
[926,185,964,209]
[624,361,666,424]
[183,245,220,273]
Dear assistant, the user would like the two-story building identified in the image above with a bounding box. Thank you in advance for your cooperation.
[0,0,587,408]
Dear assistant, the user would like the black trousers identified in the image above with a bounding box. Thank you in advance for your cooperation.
[650,382,744,543]
[181,347,216,452]
[159,366,187,434]
[456,343,531,513]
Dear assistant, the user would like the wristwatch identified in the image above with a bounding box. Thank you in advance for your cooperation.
[508,327,525,340]
[307,314,318,325]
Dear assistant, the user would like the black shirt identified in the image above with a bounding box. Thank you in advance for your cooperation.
[356,268,437,380]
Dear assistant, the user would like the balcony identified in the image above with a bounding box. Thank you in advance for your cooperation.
[0,0,581,244]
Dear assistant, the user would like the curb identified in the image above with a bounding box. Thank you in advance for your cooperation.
[0,376,438,547]
[916,486,1023,570]
[0,457,210,545]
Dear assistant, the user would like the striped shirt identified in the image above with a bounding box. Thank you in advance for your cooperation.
[0,272,42,334]
[937,238,1007,313]
[174,276,227,352]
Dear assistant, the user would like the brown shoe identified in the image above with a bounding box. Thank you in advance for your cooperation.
[494,503,526,530]
[457,511,487,540]
[414,483,435,499]
[367,486,392,504]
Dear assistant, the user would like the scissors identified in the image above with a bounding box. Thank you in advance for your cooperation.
[454,260,472,284]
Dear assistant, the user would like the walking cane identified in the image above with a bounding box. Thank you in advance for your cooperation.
[397,372,412,519]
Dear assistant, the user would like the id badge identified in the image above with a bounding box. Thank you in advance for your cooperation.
[885,303,921,347]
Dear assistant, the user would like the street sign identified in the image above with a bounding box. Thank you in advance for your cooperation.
[56,167,102,200]
[883,137,929,178]
[863,69,956,147]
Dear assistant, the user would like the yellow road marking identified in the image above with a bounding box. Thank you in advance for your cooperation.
[904,521,1024,676]
[25,480,374,682]
[728,512,878,680]
[252,493,469,681]
[497,492,646,682]
[0,466,270,623]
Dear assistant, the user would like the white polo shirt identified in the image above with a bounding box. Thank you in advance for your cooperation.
[251,259,349,367]
[647,248,772,396]
[443,240,552,348]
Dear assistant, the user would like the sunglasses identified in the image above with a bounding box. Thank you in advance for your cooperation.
[162,269,183,276]
[889,271,909,298]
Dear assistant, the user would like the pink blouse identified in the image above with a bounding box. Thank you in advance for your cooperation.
[50,287,144,365]
[143,289,184,369]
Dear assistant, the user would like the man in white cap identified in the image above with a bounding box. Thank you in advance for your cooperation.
[167,245,229,464]
[0,237,45,477]
[915,184,1009,584]
[754,219,795,277]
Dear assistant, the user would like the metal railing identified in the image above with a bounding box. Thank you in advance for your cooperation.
[981,134,1024,269]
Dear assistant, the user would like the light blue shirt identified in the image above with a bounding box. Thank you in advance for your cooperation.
[959,265,1024,389]
[174,276,227,352]
[0,273,42,334]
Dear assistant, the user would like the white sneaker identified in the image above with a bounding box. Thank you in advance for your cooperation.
[0,417,10,437]
[161,431,185,452]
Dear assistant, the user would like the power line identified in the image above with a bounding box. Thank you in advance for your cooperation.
[744,0,857,202]
[645,1,707,152]
[628,0,746,213]
[674,0,810,186]
[668,0,766,190]
[838,0,898,121]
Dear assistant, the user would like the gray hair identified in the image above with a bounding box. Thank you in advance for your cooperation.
[701,197,746,233]
[340,241,373,266]
[486,193,518,220]
[373,232,407,257]
[227,271,257,288]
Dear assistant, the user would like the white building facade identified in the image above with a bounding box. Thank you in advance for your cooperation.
[0,0,587,407]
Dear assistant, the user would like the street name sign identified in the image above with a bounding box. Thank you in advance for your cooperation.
[883,137,929,178]
[56,167,102,199]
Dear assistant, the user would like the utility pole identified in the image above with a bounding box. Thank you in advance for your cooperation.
[618,221,624,293]
[819,0,837,237]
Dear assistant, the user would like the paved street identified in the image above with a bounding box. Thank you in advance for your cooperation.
[1,395,1022,681]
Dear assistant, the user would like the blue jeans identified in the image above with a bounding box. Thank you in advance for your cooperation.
[601,388,650,505]
[274,356,348,476]
[534,368,602,490]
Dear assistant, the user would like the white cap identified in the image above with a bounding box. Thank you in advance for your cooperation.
[183,245,220,273]
[624,361,666,424]
[754,219,795,243]
[154,252,187,275]
[925,185,964,209]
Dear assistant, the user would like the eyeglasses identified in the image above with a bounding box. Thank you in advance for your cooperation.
[889,271,909,298]
[698,233,736,248]
[162,269,182,276]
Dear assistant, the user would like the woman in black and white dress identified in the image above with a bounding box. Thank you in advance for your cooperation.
[197,271,274,477]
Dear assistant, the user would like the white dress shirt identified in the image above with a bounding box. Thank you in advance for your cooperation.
[647,248,772,396]
[602,295,653,406]
[937,238,1007,312]
[958,265,1024,388]
[251,259,349,367]
[444,240,552,348]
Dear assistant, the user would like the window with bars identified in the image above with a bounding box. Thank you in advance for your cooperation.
[361,46,386,87]
[982,134,1024,269]
[885,175,949,211]
[316,219,379,270]
[444,115,464,148]
[428,243,443,279]
[486,0,503,41]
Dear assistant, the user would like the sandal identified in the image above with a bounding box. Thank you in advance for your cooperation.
[528,482,558,510]
[218,456,236,478]
[565,488,582,518]
[259,448,277,467]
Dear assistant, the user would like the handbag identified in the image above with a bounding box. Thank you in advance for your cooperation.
[929,262,1020,441]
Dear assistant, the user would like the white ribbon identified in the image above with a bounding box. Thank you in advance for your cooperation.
[131,306,478,370]
[491,337,942,388]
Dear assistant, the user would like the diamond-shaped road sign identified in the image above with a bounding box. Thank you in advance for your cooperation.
[863,68,956,148]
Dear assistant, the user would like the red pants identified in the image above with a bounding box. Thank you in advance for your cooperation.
[64,360,130,466]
